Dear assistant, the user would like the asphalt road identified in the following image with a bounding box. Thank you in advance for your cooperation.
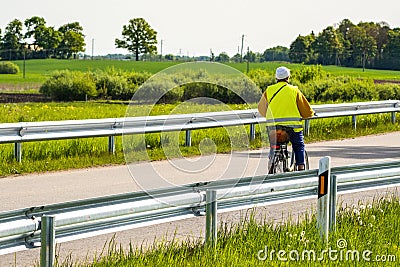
[1,132,400,266]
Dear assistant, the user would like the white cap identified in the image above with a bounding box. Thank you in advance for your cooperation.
[275,66,290,80]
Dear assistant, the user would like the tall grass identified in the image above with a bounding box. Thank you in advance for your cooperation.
[52,195,399,266]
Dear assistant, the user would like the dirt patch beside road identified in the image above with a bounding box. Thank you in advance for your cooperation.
[374,79,400,85]
[0,93,49,103]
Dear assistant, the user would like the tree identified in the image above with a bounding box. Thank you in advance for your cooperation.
[24,16,62,59]
[262,46,290,62]
[34,25,62,58]
[231,53,242,63]
[164,54,175,61]
[348,25,377,70]
[0,28,2,58]
[58,22,85,59]
[1,19,24,60]
[289,34,315,63]
[215,52,230,62]
[243,50,257,62]
[358,21,390,66]
[24,16,47,58]
[337,19,355,66]
[381,28,400,69]
[313,26,343,65]
[115,18,157,61]
[24,16,46,41]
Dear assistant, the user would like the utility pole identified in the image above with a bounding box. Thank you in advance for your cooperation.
[240,34,244,63]
[23,44,26,79]
[160,39,163,61]
[91,38,94,60]
[246,46,250,73]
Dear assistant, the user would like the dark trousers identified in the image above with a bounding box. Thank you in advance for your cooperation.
[288,130,305,165]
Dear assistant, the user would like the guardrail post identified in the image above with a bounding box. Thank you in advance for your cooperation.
[185,130,192,147]
[249,123,256,141]
[304,119,310,136]
[14,142,22,163]
[391,112,396,123]
[108,136,115,154]
[329,174,337,232]
[205,190,217,249]
[317,156,331,243]
[40,215,56,267]
[352,115,357,130]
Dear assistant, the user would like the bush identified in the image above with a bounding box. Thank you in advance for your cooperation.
[93,71,132,100]
[375,83,400,100]
[126,71,151,86]
[302,76,377,102]
[0,61,19,74]
[40,70,97,101]
[246,69,275,92]
[132,73,184,104]
[320,77,376,102]
[292,64,327,84]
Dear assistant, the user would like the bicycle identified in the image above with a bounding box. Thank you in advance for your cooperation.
[267,126,309,174]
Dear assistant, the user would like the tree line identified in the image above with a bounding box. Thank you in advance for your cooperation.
[289,19,400,70]
[212,18,400,70]
[0,16,85,60]
[1,17,400,70]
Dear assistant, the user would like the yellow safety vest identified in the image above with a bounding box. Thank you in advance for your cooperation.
[265,82,303,131]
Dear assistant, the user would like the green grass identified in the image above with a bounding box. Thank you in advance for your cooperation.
[0,102,250,123]
[51,195,400,266]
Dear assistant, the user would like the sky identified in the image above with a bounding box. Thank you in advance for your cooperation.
[2,0,400,57]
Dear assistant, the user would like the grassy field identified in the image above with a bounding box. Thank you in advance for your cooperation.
[51,195,400,266]
[2,60,400,91]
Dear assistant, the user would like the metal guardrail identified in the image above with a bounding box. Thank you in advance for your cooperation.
[1,159,399,263]
[0,100,399,162]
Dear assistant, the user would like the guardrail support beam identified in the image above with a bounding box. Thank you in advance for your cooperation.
[185,130,192,147]
[329,174,337,232]
[205,190,217,249]
[352,115,357,130]
[14,142,22,163]
[249,123,256,141]
[304,119,310,136]
[40,215,56,267]
[391,112,396,123]
[108,136,115,154]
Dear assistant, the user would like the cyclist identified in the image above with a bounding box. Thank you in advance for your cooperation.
[258,66,314,171]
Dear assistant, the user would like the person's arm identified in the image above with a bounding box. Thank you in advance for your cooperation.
[296,92,314,118]
[258,92,268,117]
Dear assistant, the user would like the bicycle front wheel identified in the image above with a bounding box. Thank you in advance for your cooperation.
[289,150,309,171]
[304,150,309,170]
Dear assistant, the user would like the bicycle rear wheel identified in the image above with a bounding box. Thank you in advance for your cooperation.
[269,154,285,174]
